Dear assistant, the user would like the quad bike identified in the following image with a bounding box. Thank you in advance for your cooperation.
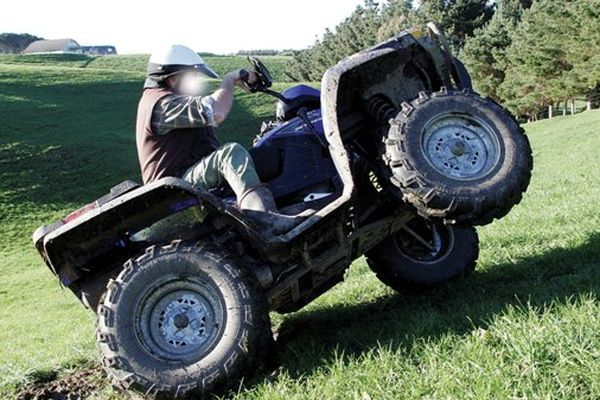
[32,25,532,399]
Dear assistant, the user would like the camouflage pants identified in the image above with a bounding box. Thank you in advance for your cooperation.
[182,142,260,198]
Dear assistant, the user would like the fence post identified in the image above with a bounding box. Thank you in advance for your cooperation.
[571,99,575,115]
[548,105,553,119]
[587,100,592,111]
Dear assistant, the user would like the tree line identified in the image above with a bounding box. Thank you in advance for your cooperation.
[287,0,600,120]
[0,33,41,53]
[286,0,498,82]
[235,49,296,56]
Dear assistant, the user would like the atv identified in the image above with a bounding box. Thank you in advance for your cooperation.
[32,24,532,399]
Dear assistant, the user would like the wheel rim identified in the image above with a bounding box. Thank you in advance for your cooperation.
[421,112,500,181]
[135,276,225,362]
[393,221,454,264]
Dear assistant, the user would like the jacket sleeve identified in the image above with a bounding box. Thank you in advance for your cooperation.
[150,94,217,135]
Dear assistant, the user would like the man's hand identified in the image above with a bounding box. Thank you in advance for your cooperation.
[210,70,258,125]
[224,69,257,92]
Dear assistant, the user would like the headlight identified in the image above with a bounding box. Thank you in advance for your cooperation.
[276,101,286,121]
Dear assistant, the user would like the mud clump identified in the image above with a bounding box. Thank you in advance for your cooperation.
[16,365,104,400]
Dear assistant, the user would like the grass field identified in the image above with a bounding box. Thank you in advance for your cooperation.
[1,55,600,399]
[0,53,294,82]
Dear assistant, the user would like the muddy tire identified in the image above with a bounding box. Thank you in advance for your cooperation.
[366,218,479,293]
[384,88,533,225]
[96,240,274,399]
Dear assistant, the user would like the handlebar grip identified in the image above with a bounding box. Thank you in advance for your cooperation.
[239,69,250,82]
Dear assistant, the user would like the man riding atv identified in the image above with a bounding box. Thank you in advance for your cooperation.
[136,44,306,234]
[33,26,532,400]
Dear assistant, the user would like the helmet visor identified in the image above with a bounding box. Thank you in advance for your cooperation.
[147,62,219,79]
[195,63,219,79]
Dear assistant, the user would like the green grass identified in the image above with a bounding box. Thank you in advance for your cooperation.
[1,57,600,399]
[0,53,294,82]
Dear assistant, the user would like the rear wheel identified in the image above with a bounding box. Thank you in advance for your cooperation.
[366,218,479,293]
[96,240,274,399]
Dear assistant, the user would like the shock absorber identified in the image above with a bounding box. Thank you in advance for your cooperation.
[366,95,399,125]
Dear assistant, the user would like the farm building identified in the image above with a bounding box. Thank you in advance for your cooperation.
[22,38,80,54]
[77,46,117,55]
[22,39,117,55]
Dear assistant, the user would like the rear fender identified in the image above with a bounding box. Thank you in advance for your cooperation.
[35,178,217,286]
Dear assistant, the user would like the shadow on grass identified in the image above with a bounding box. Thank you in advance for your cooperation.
[0,78,261,209]
[269,231,600,380]
[80,56,99,68]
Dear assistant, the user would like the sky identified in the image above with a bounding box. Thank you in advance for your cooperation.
[1,0,366,54]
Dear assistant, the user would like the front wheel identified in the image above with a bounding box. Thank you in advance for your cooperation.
[384,88,533,225]
[96,241,274,399]
[366,218,479,293]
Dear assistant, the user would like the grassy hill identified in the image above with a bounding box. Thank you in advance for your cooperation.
[1,56,600,399]
[0,53,294,82]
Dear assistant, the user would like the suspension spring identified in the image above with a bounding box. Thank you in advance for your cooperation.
[367,95,399,125]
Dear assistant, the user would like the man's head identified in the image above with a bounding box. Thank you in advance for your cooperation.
[145,44,218,95]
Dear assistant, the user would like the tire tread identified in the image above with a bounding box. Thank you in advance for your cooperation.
[385,88,533,225]
[96,240,274,399]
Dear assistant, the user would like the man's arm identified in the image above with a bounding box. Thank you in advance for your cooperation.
[210,71,239,125]
[151,95,217,136]
[151,70,253,136]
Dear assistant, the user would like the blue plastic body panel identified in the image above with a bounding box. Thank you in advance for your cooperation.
[252,107,340,201]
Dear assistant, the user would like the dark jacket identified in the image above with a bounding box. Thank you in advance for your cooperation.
[136,88,219,184]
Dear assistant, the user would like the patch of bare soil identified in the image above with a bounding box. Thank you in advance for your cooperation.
[16,365,105,400]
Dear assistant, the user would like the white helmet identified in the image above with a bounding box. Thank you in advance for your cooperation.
[145,44,218,88]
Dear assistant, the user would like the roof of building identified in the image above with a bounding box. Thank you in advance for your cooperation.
[22,39,80,54]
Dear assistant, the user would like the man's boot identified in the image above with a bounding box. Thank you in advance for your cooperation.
[238,184,311,235]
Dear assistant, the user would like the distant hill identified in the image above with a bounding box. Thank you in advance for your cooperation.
[0,33,42,53]
[0,53,295,82]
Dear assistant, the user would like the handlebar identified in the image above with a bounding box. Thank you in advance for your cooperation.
[238,59,282,101]
[239,69,250,83]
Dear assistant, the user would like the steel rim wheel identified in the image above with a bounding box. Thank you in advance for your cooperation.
[393,221,454,264]
[134,276,225,362]
[421,112,501,181]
